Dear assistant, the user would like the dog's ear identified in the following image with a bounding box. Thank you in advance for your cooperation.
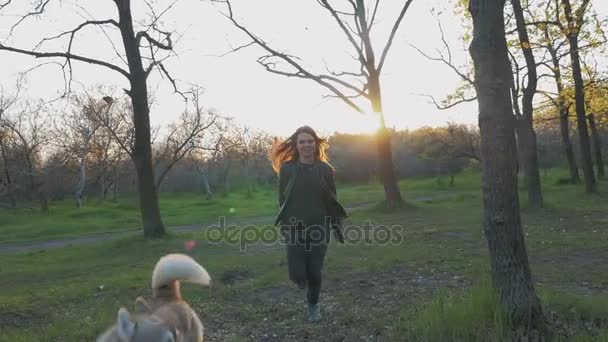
[134,297,151,314]
[116,308,135,341]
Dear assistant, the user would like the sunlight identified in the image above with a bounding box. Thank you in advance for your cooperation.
[330,110,383,135]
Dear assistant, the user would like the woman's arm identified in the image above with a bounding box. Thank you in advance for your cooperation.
[327,166,337,198]
[278,164,288,208]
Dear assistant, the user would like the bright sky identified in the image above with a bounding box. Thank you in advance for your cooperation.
[0,0,606,138]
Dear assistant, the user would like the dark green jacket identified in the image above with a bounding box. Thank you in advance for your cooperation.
[274,160,348,243]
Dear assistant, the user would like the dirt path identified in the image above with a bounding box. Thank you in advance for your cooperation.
[0,194,458,255]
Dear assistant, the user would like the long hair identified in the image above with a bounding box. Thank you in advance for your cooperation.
[270,125,330,174]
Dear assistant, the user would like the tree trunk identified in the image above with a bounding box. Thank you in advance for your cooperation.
[201,171,213,200]
[116,0,165,237]
[244,158,252,198]
[369,74,402,208]
[39,192,48,213]
[223,160,231,194]
[515,119,544,207]
[100,171,106,200]
[75,152,86,208]
[468,0,546,332]
[562,0,596,193]
[561,108,580,183]
[0,136,16,208]
[588,113,605,178]
[113,166,118,201]
[512,0,543,208]
[545,27,580,183]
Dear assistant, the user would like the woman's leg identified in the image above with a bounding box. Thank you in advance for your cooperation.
[286,230,307,288]
[305,242,328,304]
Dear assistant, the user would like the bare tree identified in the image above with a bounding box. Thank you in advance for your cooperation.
[468,0,546,334]
[54,95,114,207]
[0,100,50,212]
[0,0,186,237]
[153,88,221,188]
[189,147,218,200]
[0,78,25,208]
[215,0,415,208]
[225,124,274,197]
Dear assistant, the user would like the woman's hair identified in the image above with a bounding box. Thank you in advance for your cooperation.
[269,125,330,174]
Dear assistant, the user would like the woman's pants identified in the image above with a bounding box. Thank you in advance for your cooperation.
[284,225,329,305]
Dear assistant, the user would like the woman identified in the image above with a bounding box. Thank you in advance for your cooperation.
[270,125,348,323]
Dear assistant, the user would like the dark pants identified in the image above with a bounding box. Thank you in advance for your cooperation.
[284,225,329,305]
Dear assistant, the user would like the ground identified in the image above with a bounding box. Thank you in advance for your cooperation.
[0,170,607,341]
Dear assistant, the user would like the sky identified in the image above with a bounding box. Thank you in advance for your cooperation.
[0,0,606,138]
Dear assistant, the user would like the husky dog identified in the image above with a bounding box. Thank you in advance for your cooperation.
[97,254,211,342]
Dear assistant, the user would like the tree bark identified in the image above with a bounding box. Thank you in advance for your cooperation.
[562,0,596,193]
[588,114,605,178]
[515,119,543,207]
[116,0,165,237]
[369,73,402,208]
[560,107,580,182]
[512,0,543,208]
[469,0,546,332]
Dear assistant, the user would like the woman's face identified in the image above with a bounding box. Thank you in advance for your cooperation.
[296,132,316,159]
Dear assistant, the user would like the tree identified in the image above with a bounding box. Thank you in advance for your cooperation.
[468,0,546,333]
[153,88,221,189]
[0,78,24,208]
[56,95,113,207]
[0,0,185,236]
[581,54,607,178]
[410,123,479,186]
[0,100,50,212]
[412,4,545,207]
[226,124,274,197]
[539,17,581,183]
[215,0,415,208]
[509,0,543,207]
[559,0,596,193]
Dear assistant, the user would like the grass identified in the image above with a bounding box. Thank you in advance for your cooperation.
[1,169,608,340]
[0,171,476,243]
[389,279,512,342]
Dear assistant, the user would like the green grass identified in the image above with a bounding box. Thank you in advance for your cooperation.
[389,279,512,342]
[1,169,608,340]
[0,170,475,243]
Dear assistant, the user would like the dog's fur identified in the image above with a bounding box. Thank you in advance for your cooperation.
[97,254,211,342]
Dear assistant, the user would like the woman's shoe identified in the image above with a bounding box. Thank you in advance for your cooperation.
[307,303,322,323]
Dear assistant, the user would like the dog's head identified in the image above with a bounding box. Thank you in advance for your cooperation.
[97,307,182,342]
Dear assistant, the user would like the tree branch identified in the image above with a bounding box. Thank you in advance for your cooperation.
[419,93,478,110]
[0,44,130,79]
[316,0,366,64]
[216,0,365,113]
[7,0,51,38]
[377,0,414,73]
